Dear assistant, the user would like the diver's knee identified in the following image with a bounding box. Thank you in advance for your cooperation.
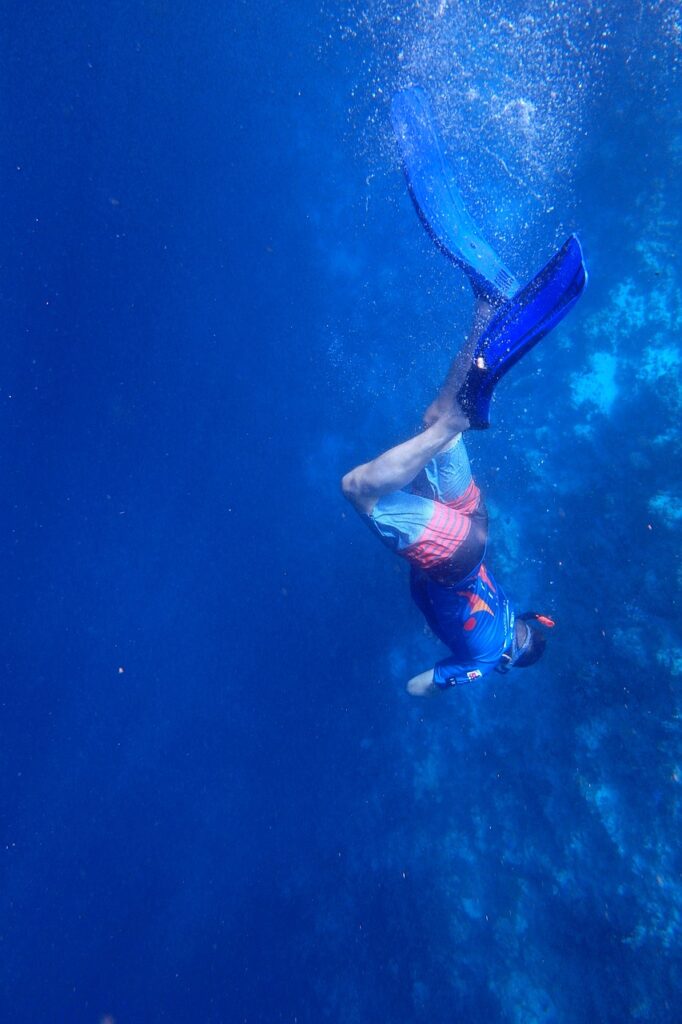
[341,467,377,515]
[341,468,363,503]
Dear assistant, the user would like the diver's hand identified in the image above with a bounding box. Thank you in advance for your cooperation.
[406,668,439,697]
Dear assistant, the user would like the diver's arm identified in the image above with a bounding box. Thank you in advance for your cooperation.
[406,668,440,697]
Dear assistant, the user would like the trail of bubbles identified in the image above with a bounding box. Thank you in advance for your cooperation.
[328,0,681,248]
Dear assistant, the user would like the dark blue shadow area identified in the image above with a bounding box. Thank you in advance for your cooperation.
[1,2,370,1020]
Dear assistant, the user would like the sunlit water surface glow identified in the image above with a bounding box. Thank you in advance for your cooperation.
[330,0,682,249]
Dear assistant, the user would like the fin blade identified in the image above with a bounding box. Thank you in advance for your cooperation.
[391,88,519,301]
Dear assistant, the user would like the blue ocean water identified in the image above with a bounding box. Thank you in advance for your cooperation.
[3,1,681,1021]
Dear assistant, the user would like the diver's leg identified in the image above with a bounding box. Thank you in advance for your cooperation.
[344,477,480,578]
[408,432,488,582]
[341,409,466,516]
[422,298,494,427]
[412,433,481,512]
[342,295,497,516]
[342,415,485,579]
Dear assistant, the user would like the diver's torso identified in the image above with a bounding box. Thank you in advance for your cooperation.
[410,560,514,665]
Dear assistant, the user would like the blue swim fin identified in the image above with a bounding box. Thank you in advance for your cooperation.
[391,87,519,302]
[457,235,588,429]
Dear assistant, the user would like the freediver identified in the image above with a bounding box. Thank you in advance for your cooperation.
[341,88,587,696]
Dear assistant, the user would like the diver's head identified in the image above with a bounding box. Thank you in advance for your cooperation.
[498,611,555,673]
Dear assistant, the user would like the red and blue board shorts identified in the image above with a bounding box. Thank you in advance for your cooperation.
[366,436,487,584]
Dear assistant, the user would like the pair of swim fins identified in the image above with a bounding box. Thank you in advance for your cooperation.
[391,87,588,428]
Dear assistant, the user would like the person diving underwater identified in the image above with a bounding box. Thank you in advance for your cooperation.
[341,87,588,697]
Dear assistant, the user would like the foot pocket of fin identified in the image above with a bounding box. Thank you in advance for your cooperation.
[458,235,588,428]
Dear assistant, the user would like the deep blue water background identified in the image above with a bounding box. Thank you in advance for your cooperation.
[3,2,682,1022]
